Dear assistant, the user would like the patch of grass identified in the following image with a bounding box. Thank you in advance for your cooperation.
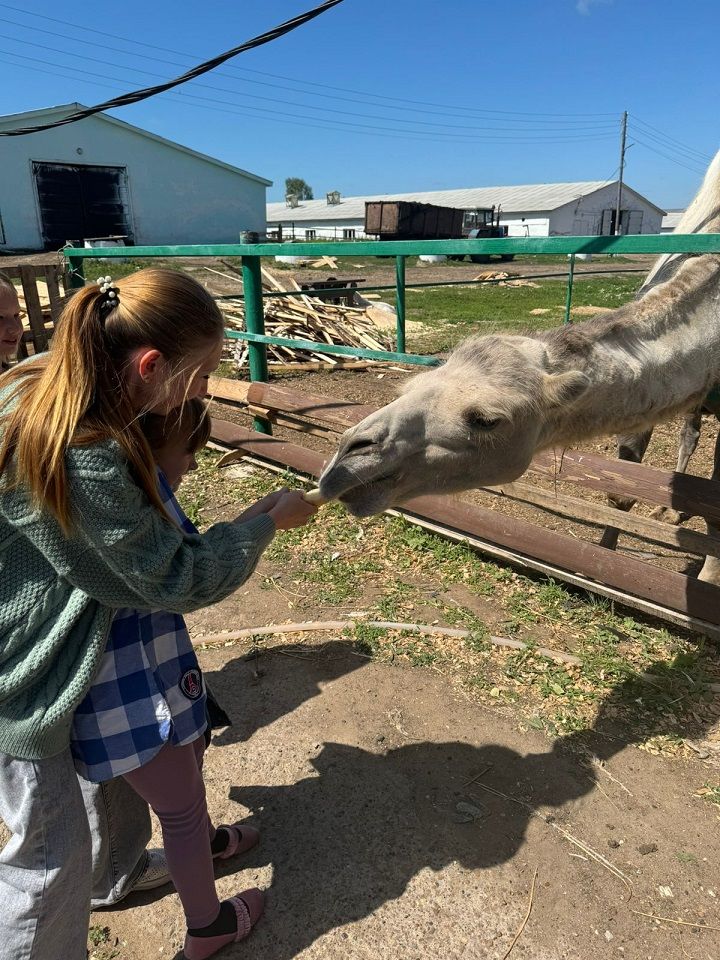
[349,623,386,657]
[387,274,644,353]
[89,927,112,948]
[79,258,178,282]
[697,783,720,807]
[87,926,120,960]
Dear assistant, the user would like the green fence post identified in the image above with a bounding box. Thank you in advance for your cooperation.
[241,254,271,434]
[395,255,406,353]
[66,253,85,289]
[564,254,576,324]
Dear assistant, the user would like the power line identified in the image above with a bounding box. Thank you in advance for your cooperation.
[0,49,619,144]
[0,34,619,134]
[0,15,618,128]
[0,1,618,122]
[1,54,620,146]
[630,126,713,167]
[630,136,706,175]
[1,53,618,147]
[629,114,714,163]
[0,0,345,136]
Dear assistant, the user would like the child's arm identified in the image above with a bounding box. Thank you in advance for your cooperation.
[235,488,317,529]
[1,444,288,613]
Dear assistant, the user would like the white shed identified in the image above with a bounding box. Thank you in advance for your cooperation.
[267,181,665,240]
[0,103,271,251]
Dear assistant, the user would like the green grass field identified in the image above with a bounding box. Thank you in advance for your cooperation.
[383,274,644,352]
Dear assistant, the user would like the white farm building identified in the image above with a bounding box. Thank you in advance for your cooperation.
[267,181,664,241]
[661,209,685,232]
[0,103,271,251]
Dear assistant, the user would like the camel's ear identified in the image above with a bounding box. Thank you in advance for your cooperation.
[541,370,590,409]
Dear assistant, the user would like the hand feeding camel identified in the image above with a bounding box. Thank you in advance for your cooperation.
[319,150,720,582]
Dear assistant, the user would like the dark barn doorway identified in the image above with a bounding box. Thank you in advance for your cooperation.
[33,162,133,250]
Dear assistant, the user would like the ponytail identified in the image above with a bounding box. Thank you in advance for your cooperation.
[0,268,224,532]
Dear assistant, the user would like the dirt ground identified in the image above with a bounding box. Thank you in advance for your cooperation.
[91,407,720,959]
[88,635,720,960]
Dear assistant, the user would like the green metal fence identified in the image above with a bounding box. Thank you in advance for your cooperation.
[66,234,720,434]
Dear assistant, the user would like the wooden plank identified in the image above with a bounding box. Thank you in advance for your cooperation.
[208,417,720,625]
[207,376,251,406]
[19,267,49,352]
[404,494,720,623]
[382,509,720,641]
[246,381,376,430]
[229,448,720,640]
[530,449,720,524]
[0,264,46,280]
[488,479,720,559]
[43,265,63,324]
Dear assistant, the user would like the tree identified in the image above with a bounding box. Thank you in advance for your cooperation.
[285,177,313,200]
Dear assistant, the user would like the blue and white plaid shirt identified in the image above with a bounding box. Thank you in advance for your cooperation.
[71,471,208,782]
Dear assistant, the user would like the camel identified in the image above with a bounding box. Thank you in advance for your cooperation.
[319,150,720,577]
[598,193,720,583]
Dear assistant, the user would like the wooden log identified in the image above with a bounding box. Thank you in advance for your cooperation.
[19,267,49,352]
[208,418,720,626]
[488,479,720,559]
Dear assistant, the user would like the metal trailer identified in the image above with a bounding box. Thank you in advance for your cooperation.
[364,201,464,241]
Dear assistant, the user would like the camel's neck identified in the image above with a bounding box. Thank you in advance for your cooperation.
[537,256,720,448]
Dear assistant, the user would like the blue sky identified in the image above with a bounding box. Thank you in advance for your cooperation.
[0,0,716,209]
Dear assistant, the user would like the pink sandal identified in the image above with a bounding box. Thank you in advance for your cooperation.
[183,888,264,960]
[212,823,259,860]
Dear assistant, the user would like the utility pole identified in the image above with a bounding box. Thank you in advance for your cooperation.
[615,110,628,235]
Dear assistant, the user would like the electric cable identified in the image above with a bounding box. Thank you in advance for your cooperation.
[0,0,344,136]
[0,1,619,122]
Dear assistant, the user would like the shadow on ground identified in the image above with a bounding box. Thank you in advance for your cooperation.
[157,639,719,959]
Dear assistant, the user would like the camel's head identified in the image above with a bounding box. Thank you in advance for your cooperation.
[319,334,589,516]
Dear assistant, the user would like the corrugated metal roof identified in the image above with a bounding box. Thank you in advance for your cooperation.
[661,209,685,230]
[0,103,272,186]
[267,180,659,222]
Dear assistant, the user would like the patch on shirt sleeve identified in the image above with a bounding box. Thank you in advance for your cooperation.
[179,667,203,701]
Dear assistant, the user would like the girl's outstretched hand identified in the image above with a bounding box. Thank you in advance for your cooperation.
[234,487,317,529]
[267,490,317,529]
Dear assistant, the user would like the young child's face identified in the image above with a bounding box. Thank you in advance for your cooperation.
[154,435,199,492]
[0,287,24,361]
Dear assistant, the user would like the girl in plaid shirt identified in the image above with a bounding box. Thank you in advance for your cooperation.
[72,399,262,960]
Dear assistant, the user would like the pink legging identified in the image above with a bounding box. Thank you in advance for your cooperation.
[122,736,220,928]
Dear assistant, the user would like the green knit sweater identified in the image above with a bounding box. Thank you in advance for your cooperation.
[0,439,275,760]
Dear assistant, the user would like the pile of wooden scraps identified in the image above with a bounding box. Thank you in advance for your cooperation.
[221,266,394,370]
[473,270,539,288]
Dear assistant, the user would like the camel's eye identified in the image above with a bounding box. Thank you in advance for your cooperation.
[465,410,500,431]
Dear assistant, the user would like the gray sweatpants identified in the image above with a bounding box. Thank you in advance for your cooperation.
[0,748,151,960]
